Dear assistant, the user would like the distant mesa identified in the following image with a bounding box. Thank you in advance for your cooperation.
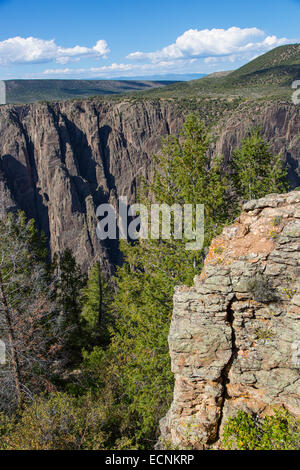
[3,79,179,104]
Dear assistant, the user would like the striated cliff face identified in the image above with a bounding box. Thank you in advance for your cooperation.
[214,101,300,188]
[0,99,181,270]
[0,98,299,270]
[159,191,300,449]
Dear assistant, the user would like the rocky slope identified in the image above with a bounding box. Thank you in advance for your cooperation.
[0,98,299,270]
[158,191,300,449]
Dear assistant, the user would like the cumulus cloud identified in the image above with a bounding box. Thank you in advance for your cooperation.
[7,26,292,79]
[0,36,110,65]
[127,27,288,62]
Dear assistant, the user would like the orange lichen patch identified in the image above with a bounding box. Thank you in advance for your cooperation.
[205,237,227,263]
[227,384,266,400]
[238,350,249,359]
[178,285,191,293]
[204,220,276,269]
[203,237,232,269]
[221,232,274,261]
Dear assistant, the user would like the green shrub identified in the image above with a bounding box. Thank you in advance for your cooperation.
[0,393,108,450]
[222,409,300,450]
[0,413,13,450]
[247,274,278,303]
[255,327,275,341]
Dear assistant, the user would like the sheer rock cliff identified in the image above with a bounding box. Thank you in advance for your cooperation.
[0,100,180,270]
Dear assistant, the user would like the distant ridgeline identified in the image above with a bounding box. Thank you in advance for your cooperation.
[0,81,6,105]
[2,79,179,104]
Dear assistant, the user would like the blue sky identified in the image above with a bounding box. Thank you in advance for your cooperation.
[0,0,299,79]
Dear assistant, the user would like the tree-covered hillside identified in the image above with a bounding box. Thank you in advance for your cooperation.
[4,79,178,104]
[127,44,300,100]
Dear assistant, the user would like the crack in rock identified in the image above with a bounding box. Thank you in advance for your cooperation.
[213,296,239,443]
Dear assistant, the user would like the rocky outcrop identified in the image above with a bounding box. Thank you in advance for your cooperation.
[0,98,299,270]
[159,191,300,449]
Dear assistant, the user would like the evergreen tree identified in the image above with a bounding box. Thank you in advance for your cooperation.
[230,129,289,202]
[84,115,230,447]
[81,262,112,347]
[54,249,87,363]
[81,119,290,448]
[150,114,230,244]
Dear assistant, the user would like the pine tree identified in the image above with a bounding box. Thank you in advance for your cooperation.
[54,249,87,363]
[230,129,289,202]
[81,262,112,347]
[86,115,230,447]
[150,114,230,244]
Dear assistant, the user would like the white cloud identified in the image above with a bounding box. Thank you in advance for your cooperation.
[127,27,288,63]
[93,40,110,55]
[43,60,182,76]
[204,53,250,66]
[6,26,292,79]
[0,36,110,65]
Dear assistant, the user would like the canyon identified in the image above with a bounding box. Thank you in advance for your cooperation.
[0,90,299,450]
[0,98,299,272]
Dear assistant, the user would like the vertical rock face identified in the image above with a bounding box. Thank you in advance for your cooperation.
[0,100,181,270]
[159,191,300,449]
[214,102,300,188]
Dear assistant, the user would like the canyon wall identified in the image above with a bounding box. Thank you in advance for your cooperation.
[0,99,181,270]
[159,191,300,449]
[0,98,299,270]
[214,101,300,188]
